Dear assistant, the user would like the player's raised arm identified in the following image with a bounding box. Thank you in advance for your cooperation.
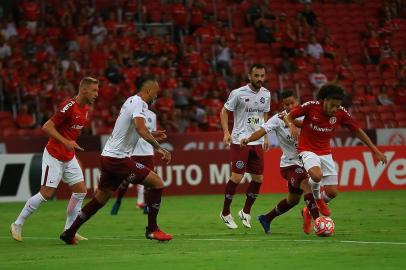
[42,119,84,151]
[220,107,231,147]
[240,128,267,147]
[354,128,387,164]
[134,117,171,164]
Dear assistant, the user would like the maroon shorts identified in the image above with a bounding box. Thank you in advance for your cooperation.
[280,165,308,194]
[131,155,154,171]
[230,144,264,175]
[98,156,151,191]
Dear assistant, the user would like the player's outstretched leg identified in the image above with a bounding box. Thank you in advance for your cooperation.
[143,172,172,241]
[239,181,261,228]
[11,192,47,242]
[258,198,297,234]
[302,193,320,234]
[111,181,129,215]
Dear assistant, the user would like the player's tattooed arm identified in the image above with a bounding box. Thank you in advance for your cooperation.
[220,107,231,147]
[42,120,84,151]
[240,128,267,147]
[354,128,387,164]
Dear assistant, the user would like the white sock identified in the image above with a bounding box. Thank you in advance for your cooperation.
[322,191,332,203]
[15,193,46,226]
[64,193,86,230]
[137,185,145,205]
[308,178,321,200]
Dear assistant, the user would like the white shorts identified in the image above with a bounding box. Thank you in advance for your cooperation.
[41,148,84,188]
[299,151,338,185]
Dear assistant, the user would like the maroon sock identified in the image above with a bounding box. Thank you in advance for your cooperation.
[243,181,261,214]
[67,198,104,236]
[304,193,319,220]
[145,188,163,232]
[116,182,129,201]
[222,180,238,216]
[265,198,294,222]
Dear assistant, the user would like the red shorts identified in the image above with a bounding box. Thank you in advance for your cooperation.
[230,144,264,175]
[98,156,151,191]
[131,155,154,170]
[280,165,308,194]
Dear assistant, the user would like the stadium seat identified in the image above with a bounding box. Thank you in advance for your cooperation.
[394,112,406,121]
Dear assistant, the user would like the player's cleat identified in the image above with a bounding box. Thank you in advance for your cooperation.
[219,212,238,229]
[145,227,173,241]
[110,200,122,215]
[258,215,271,234]
[238,209,252,228]
[136,203,145,209]
[301,207,312,235]
[10,223,22,242]
[143,206,149,215]
[74,233,88,241]
[59,231,77,245]
[315,199,331,216]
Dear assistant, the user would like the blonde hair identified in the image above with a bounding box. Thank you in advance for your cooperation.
[79,77,99,88]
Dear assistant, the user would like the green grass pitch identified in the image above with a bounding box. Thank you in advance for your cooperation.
[1,190,405,270]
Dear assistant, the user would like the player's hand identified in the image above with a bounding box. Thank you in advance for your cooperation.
[375,151,388,165]
[223,132,231,149]
[240,138,249,147]
[277,111,287,119]
[289,124,299,141]
[152,130,167,141]
[157,148,171,164]
[64,140,84,151]
[263,136,270,152]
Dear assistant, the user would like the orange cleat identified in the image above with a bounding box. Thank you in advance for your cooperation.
[145,227,173,242]
[315,199,331,216]
[301,207,312,235]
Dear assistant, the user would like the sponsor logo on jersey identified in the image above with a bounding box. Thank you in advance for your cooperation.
[309,123,333,132]
[235,160,245,169]
[71,125,84,129]
[245,108,265,113]
[61,101,75,113]
[329,117,337,124]
[245,98,250,102]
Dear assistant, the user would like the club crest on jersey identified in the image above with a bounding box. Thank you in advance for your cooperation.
[260,97,265,104]
[148,118,152,123]
[295,167,304,174]
[136,163,145,169]
[329,117,337,124]
[235,160,245,169]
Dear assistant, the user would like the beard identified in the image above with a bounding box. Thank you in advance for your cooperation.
[252,80,263,89]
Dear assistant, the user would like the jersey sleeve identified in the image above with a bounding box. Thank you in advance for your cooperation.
[132,99,147,119]
[289,101,312,119]
[340,108,359,131]
[50,100,73,126]
[261,114,279,133]
[224,90,238,111]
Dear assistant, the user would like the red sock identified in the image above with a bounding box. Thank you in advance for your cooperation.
[243,181,261,214]
[116,182,129,201]
[67,198,104,236]
[304,193,319,220]
[222,180,238,216]
[265,198,294,222]
[145,188,163,232]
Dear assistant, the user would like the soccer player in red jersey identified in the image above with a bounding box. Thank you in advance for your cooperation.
[240,90,320,234]
[219,64,271,229]
[284,84,387,216]
[10,77,99,242]
[60,77,172,244]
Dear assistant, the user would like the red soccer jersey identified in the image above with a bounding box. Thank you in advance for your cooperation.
[290,101,358,155]
[46,99,89,161]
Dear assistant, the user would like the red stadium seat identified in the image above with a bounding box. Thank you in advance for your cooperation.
[398,120,406,128]
[394,112,406,121]
[378,112,395,121]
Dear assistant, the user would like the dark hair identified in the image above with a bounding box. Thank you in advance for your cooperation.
[249,63,266,73]
[135,75,157,92]
[316,84,345,100]
[281,90,295,99]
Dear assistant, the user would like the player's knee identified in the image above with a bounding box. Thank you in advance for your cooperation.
[230,173,244,183]
[39,187,55,200]
[310,173,323,182]
[325,190,338,199]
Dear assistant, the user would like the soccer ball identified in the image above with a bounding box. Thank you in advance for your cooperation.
[313,217,335,237]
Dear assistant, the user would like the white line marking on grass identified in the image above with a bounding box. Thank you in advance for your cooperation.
[1,236,406,245]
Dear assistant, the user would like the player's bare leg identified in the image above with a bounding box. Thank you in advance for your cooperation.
[60,189,111,245]
[66,181,87,241]
[322,184,338,203]
[11,186,54,242]
[111,181,129,215]
[307,166,331,216]
[136,184,145,209]
[142,171,172,241]
[239,174,262,228]
[220,172,242,229]
[301,179,319,234]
